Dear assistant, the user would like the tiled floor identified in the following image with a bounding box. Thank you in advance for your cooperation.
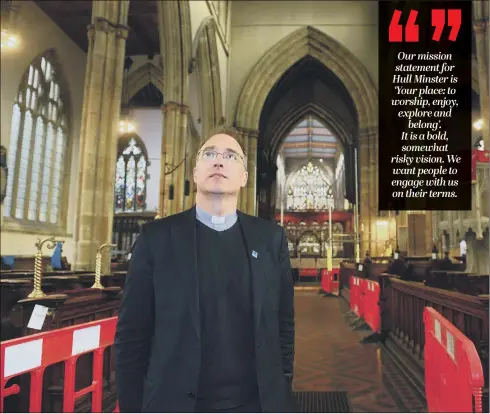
[292,292,408,412]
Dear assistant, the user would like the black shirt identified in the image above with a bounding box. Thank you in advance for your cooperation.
[195,219,259,410]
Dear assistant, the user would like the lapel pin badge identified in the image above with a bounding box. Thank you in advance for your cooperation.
[252,250,258,258]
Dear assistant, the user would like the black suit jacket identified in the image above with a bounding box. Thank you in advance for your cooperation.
[114,206,295,412]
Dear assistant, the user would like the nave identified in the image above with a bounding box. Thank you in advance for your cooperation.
[292,290,422,413]
[1,252,488,413]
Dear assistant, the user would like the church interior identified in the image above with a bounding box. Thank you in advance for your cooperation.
[0,0,489,412]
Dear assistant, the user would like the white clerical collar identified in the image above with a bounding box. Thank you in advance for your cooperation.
[195,205,237,231]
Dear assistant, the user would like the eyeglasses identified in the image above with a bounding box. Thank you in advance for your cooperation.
[198,149,246,168]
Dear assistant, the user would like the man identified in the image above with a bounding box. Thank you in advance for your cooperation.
[114,126,295,413]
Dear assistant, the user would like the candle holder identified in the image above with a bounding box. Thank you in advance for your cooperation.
[28,237,64,298]
[92,243,116,289]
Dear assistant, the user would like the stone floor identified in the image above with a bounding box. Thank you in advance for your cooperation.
[291,291,426,413]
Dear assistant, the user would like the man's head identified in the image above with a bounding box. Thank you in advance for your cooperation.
[193,126,248,197]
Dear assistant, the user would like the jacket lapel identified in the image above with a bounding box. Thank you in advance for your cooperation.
[238,212,266,341]
[173,206,200,339]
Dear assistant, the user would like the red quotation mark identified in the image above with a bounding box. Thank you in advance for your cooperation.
[389,9,419,42]
[432,9,461,41]
[388,9,461,42]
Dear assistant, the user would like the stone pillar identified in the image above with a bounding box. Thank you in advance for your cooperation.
[235,127,258,215]
[157,1,192,217]
[73,2,129,271]
[160,102,189,216]
[473,17,489,146]
[359,126,377,255]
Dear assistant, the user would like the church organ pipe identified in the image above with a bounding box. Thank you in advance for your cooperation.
[28,237,64,298]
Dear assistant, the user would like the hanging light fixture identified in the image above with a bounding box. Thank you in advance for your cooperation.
[473,118,483,131]
[119,56,135,134]
[1,1,20,50]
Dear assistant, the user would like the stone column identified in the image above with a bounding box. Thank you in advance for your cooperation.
[473,17,489,146]
[73,2,129,271]
[235,127,258,215]
[359,126,377,255]
[157,1,192,217]
[160,102,188,216]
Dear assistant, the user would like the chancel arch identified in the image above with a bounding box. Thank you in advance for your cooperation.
[235,25,378,254]
[234,26,377,132]
[3,49,72,228]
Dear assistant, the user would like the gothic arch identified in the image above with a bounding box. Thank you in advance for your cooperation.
[192,16,223,137]
[3,48,73,227]
[114,133,149,213]
[117,133,149,160]
[234,26,378,132]
[126,62,164,101]
[270,103,350,160]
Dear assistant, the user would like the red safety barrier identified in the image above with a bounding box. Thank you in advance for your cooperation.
[363,280,381,333]
[0,317,117,413]
[471,149,489,181]
[321,268,340,296]
[423,307,485,413]
[299,268,318,277]
[349,276,364,317]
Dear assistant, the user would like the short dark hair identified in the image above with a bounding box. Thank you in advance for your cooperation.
[198,125,248,162]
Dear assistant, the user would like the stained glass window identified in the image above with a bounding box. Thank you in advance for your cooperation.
[3,52,69,225]
[114,136,148,213]
[286,161,330,211]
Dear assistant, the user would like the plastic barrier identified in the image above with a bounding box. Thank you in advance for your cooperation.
[423,307,485,413]
[299,268,318,277]
[0,317,117,413]
[363,280,381,333]
[349,276,363,317]
[321,268,340,296]
[471,149,489,181]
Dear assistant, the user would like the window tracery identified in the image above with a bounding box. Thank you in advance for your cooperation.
[114,136,148,212]
[286,162,330,211]
[3,53,69,225]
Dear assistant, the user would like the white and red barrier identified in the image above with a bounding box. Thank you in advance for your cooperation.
[424,307,485,413]
[348,276,381,333]
[1,317,117,413]
[320,268,340,296]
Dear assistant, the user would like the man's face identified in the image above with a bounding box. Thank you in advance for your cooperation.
[193,133,248,195]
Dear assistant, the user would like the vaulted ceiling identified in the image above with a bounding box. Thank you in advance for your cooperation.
[282,117,338,160]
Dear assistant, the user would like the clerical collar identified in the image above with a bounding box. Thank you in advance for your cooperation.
[195,205,238,231]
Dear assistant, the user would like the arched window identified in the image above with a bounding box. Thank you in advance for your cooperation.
[3,51,69,225]
[287,162,330,211]
[114,135,148,213]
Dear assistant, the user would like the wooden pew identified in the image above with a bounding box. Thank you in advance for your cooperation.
[377,275,489,411]
[3,284,122,413]
[1,255,51,271]
[428,270,490,296]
